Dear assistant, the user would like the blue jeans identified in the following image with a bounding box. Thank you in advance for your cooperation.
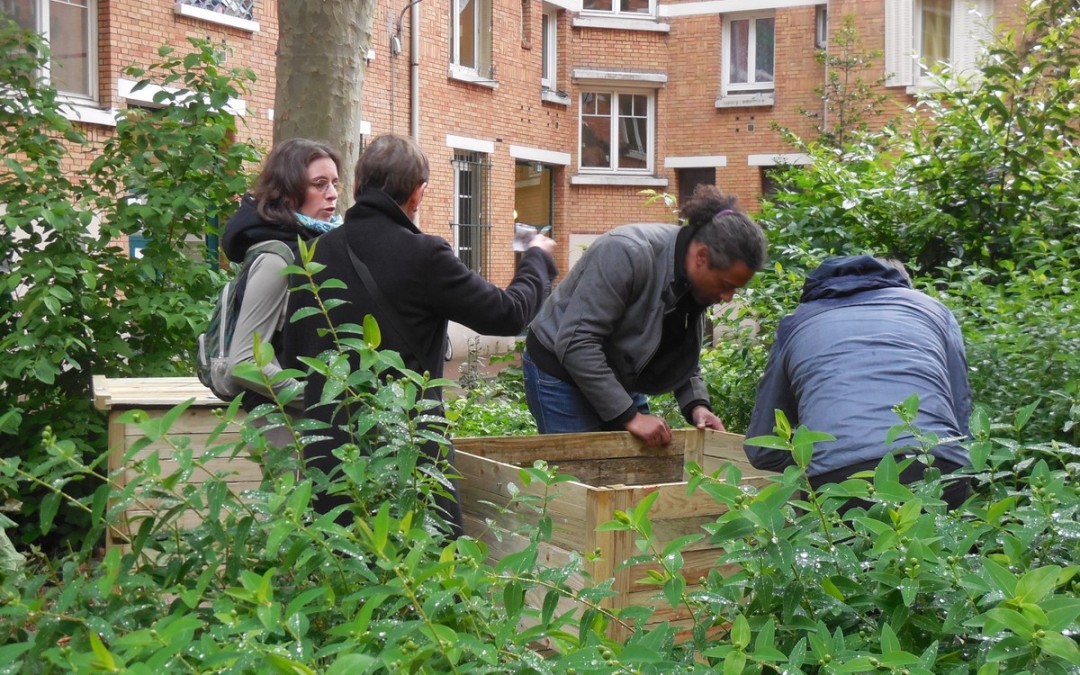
[522,349,649,434]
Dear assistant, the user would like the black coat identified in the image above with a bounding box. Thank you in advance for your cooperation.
[283,188,556,531]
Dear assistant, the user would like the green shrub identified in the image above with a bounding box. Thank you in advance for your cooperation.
[0,25,259,546]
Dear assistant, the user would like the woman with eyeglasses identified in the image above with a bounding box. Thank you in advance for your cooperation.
[219,138,343,439]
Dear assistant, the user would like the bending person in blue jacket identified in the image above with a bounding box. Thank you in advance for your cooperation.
[744,255,972,509]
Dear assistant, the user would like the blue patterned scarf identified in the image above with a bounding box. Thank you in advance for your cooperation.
[294,211,343,234]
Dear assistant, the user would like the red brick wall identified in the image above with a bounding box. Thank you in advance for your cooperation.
[56,0,1028,285]
[89,0,278,148]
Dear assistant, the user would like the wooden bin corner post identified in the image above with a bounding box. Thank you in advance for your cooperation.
[92,376,250,551]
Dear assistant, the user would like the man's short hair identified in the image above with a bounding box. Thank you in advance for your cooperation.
[353,134,429,204]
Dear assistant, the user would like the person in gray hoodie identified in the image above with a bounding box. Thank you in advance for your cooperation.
[743,255,971,509]
[523,185,767,446]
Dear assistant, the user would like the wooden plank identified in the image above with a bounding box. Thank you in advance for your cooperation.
[92,376,225,410]
[454,431,689,464]
[115,480,264,510]
[120,409,245,438]
[702,430,759,475]
[120,434,250,461]
[120,457,264,486]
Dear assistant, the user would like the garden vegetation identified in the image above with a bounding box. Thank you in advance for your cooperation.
[1,1,1078,671]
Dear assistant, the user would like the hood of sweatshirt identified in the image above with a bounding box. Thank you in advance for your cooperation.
[221,193,314,263]
[799,255,912,303]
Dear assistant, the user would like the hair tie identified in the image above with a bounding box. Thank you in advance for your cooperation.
[715,208,735,219]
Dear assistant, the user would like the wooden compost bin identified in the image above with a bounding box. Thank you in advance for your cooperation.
[454,428,775,640]
[92,376,254,549]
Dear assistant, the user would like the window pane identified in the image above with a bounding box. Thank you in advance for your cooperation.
[457,0,476,68]
[729,19,748,84]
[2,0,37,30]
[583,0,612,10]
[921,0,951,69]
[580,92,611,168]
[620,0,649,14]
[50,0,91,97]
[755,17,774,83]
[541,15,550,81]
[616,94,647,169]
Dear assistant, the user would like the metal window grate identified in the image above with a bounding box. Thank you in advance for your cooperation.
[178,0,255,21]
[450,151,491,277]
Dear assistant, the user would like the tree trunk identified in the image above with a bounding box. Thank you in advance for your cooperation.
[274,0,374,209]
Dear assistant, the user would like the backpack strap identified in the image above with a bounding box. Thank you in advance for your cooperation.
[344,240,426,363]
[244,239,294,265]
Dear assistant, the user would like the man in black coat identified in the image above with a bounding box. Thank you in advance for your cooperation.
[283,134,556,537]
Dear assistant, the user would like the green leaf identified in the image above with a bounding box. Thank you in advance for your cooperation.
[39,492,61,535]
[363,314,382,348]
[731,614,750,649]
[723,651,746,675]
[503,581,524,617]
[744,435,792,451]
[540,589,559,627]
[1014,565,1061,605]
[325,655,378,675]
[88,631,118,671]
[1038,630,1080,665]
[880,622,901,654]
[983,558,1018,596]
[1014,400,1039,431]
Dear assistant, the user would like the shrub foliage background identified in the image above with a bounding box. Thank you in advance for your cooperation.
[1,0,1079,672]
[0,25,259,544]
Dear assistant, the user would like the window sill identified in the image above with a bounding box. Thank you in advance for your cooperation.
[571,15,670,33]
[715,93,775,109]
[904,81,948,95]
[117,78,247,116]
[570,173,668,187]
[541,88,570,106]
[59,100,118,127]
[174,3,260,33]
[449,66,499,89]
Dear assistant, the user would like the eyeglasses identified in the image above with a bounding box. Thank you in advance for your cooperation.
[309,178,340,194]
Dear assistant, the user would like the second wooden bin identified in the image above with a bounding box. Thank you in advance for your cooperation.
[454,428,775,640]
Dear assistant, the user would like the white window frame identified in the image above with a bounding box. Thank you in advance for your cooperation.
[577,89,656,175]
[541,8,557,91]
[884,0,995,89]
[450,0,493,81]
[721,11,776,97]
[8,0,98,103]
[580,0,655,19]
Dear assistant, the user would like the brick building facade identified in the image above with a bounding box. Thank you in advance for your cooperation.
[6,0,1020,284]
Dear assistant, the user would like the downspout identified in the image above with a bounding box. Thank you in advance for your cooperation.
[821,0,830,136]
[410,0,421,140]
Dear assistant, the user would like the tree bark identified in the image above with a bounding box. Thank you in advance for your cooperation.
[274,0,374,208]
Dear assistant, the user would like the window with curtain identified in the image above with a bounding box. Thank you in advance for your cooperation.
[723,12,775,95]
[885,0,995,88]
[919,0,952,73]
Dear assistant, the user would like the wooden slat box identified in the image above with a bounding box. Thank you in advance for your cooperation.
[92,376,253,549]
[454,428,776,641]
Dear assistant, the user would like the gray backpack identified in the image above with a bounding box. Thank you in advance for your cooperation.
[196,240,293,401]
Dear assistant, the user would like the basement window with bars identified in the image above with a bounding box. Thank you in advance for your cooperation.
[177,0,254,21]
[451,151,491,277]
